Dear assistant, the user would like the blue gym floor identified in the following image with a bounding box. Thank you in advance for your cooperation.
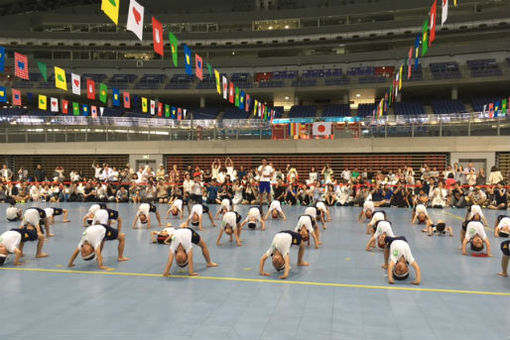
[1,202,509,340]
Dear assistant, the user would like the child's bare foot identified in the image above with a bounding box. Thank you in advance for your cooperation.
[207,262,218,267]
[36,253,49,258]
[498,272,508,277]
[118,257,129,262]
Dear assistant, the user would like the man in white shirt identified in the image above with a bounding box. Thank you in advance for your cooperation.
[462,221,492,256]
[132,203,162,229]
[259,230,309,280]
[495,215,510,238]
[216,211,242,247]
[258,159,274,209]
[383,236,421,285]
[67,224,128,270]
[162,221,218,277]
[366,220,394,251]
[240,207,265,230]
[264,200,287,220]
[188,203,216,231]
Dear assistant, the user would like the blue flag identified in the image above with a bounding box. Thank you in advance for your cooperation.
[171,106,176,119]
[414,34,421,70]
[112,88,120,107]
[0,86,6,102]
[0,46,4,72]
[240,90,245,110]
[183,44,192,75]
[495,101,501,118]
[26,92,34,103]
[133,95,140,107]
[82,104,89,116]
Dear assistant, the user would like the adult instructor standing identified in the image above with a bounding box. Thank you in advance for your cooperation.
[258,159,274,210]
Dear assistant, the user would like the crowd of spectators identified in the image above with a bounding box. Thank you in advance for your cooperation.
[0,159,507,210]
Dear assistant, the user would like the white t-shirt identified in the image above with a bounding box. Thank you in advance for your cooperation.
[415,204,428,216]
[221,199,231,211]
[23,209,40,227]
[44,208,55,218]
[265,232,292,257]
[374,221,395,242]
[465,221,487,241]
[468,205,484,220]
[171,199,183,212]
[363,201,374,213]
[169,228,192,254]
[269,200,283,213]
[137,203,150,217]
[77,225,106,250]
[88,204,101,215]
[295,215,314,234]
[0,230,21,253]
[223,212,237,230]
[258,165,273,182]
[162,227,176,235]
[93,209,109,225]
[304,207,317,219]
[496,217,510,233]
[316,202,326,213]
[368,211,386,227]
[389,240,415,265]
[6,206,19,220]
[247,207,261,220]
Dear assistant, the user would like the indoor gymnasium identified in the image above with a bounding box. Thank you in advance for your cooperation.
[0,0,509,339]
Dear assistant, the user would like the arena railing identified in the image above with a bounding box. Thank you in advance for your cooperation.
[0,112,507,143]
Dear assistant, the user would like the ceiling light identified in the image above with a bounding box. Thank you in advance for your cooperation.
[356,93,361,98]
[284,96,289,100]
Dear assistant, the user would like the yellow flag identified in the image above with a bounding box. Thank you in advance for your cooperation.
[101,0,119,25]
[453,0,457,6]
[142,97,148,113]
[214,69,221,95]
[54,66,67,91]
[38,95,47,110]
[399,65,403,90]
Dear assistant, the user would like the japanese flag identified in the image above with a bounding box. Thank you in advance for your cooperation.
[71,73,81,95]
[127,0,144,41]
[50,97,59,112]
[150,99,156,115]
[312,122,332,136]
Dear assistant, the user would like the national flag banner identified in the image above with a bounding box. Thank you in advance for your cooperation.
[429,0,437,46]
[14,52,29,80]
[169,32,179,67]
[214,69,221,95]
[0,46,4,72]
[177,108,182,121]
[206,63,213,78]
[264,105,268,121]
[421,18,429,56]
[142,97,148,113]
[27,92,33,103]
[112,88,120,107]
[37,61,48,82]
[82,104,89,116]
[399,65,403,90]
[495,101,501,117]
[101,0,120,25]
[389,84,393,104]
[123,92,131,108]
[150,99,155,115]
[183,109,187,119]
[54,66,68,91]
[253,99,258,116]
[222,75,228,100]
[408,47,413,79]
[482,104,487,115]
[229,82,235,104]
[379,98,384,118]
[0,86,6,102]
[245,94,251,113]
[454,0,457,6]
[99,83,108,104]
[270,109,275,122]
[183,44,192,75]
[72,73,81,95]
[414,34,421,70]
[165,104,170,118]
[240,90,245,110]
[258,102,262,118]
[100,107,105,116]
[87,79,96,100]
[441,0,448,26]
[72,102,80,116]
[152,17,164,56]
[195,53,203,80]
[234,86,240,107]
[157,102,163,117]
[91,105,98,118]
[394,71,400,98]
[12,89,21,106]
[171,106,176,119]
[488,103,494,118]
[62,99,69,114]
[502,99,507,115]
[127,0,144,41]
[50,97,59,112]
[38,95,47,110]
[312,122,332,136]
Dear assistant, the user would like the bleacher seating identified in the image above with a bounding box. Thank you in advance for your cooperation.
[223,107,250,119]
[108,74,138,89]
[196,74,216,89]
[288,105,316,118]
[82,74,108,88]
[359,76,386,84]
[429,62,461,80]
[471,97,506,112]
[393,101,426,115]
[467,59,503,77]
[192,108,220,120]
[302,68,342,78]
[347,66,374,76]
[272,106,284,119]
[166,74,193,89]
[259,80,284,88]
[324,77,350,86]
[357,103,376,117]
[408,64,423,81]
[272,71,298,80]
[100,108,123,117]
[291,79,317,87]
[322,104,351,117]
[431,100,466,114]
[135,74,167,89]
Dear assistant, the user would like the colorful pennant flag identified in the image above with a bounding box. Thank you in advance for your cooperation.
[99,83,108,104]
[253,100,258,117]
[62,99,69,114]
[399,65,403,90]
[414,34,421,70]
[169,32,179,67]
[206,63,213,78]
[72,102,80,116]
[441,0,448,26]
[50,97,59,112]
[0,86,5,102]
[27,92,33,104]
[408,47,413,79]
[87,79,96,100]
[157,102,163,117]
[214,69,221,94]
[245,94,251,113]
[38,95,47,110]
[195,53,203,80]
[422,18,429,56]
[240,90,245,110]
[429,0,437,46]
[229,82,235,104]
[127,0,144,41]
[54,66,67,91]
[14,52,29,80]
[101,0,120,25]
[112,88,120,106]
[100,107,105,116]
[150,99,155,115]
[142,97,148,113]
[165,104,170,118]
[488,103,494,118]
[235,87,240,107]
[152,17,164,56]
[171,106,176,119]
[82,104,89,116]
[453,0,457,6]
[37,61,48,82]
[222,75,228,100]
[0,46,4,72]
[12,89,21,106]
[183,44,192,75]
[72,73,81,95]
[91,105,98,118]
[502,99,507,115]
[177,107,182,121]
[123,91,131,108]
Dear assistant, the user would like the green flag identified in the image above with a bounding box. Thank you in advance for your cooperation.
[165,104,170,118]
[421,18,429,57]
[99,83,108,104]
[72,102,80,116]
[206,63,213,78]
[169,32,179,67]
[502,99,507,115]
[36,61,48,82]
[235,87,240,107]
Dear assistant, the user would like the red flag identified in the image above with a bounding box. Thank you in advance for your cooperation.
[62,99,69,114]
[229,82,235,104]
[177,107,182,121]
[123,92,131,108]
[87,79,96,100]
[488,103,494,118]
[12,89,21,106]
[152,17,164,56]
[157,102,163,117]
[429,0,437,46]
[195,53,203,80]
[14,52,29,80]
[408,47,413,80]
[91,105,98,118]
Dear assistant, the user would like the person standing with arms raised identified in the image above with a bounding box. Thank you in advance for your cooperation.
[258,159,274,211]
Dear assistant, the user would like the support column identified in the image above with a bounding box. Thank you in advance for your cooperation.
[451,87,458,100]
[200,96,206,108]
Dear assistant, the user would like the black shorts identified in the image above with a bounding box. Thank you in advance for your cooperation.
[106,209,119,220]
[7,217,20,222]
[31,208,46,219]
[497,215,509,223]
[501,240,510,256]
[102,225,119,241]
[185,227,201,245]
[462,221,468,231]
[12,228,38,242]
[52,208,63,216]
[99,203,107,209]
[149,204,157,213]
[202,205,209,214]
[235,212,242,224]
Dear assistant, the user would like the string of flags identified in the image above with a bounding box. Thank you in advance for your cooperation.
[100,0,277,121]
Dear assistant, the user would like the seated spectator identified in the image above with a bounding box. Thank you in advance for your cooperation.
[488,166,504,185]
[450,182,466,208]
[466,187,487,207]
[284,180,299,206]
[156,180,169,203]
[30,183,41,202]
[430,181,448,208]
[272,178,286,202]
[335,182,351,206]
[390,182,408,208]
[307,167,319,185]
[488,182,507,210]
[116,186,129,203]
[324,184,337,206]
